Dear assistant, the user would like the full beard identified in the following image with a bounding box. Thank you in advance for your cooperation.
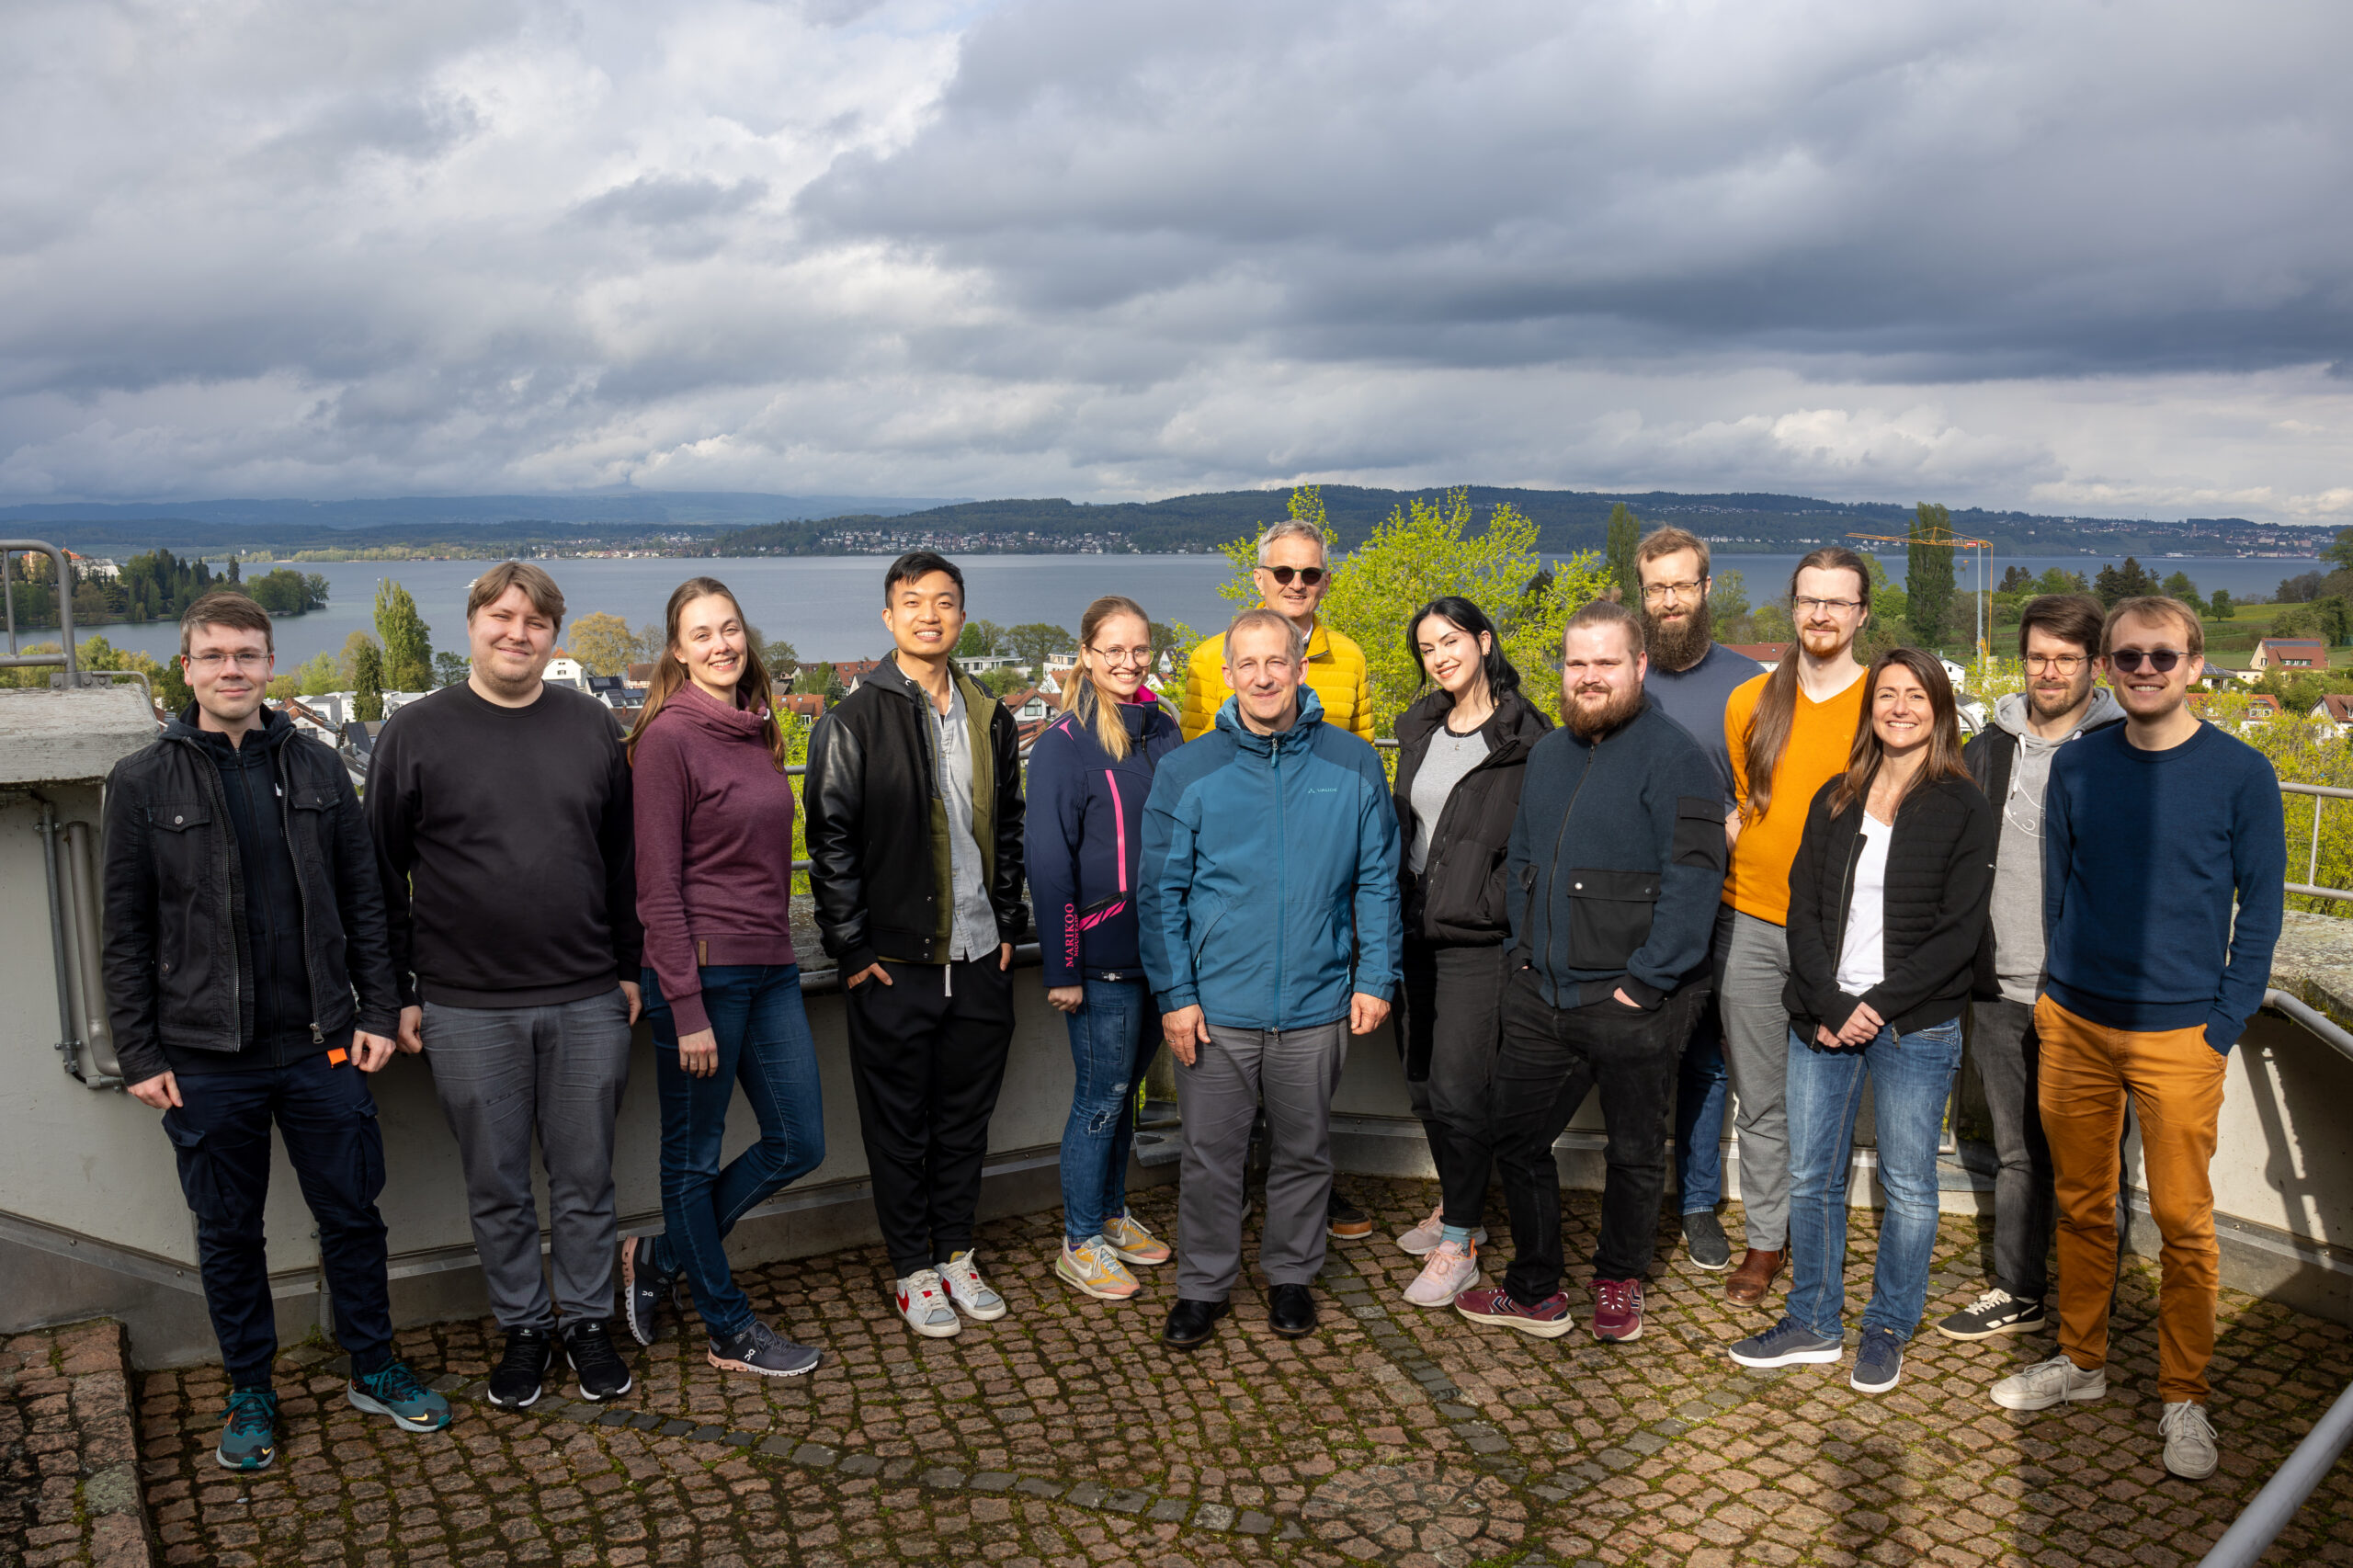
[1644,599,1713,671]
[1563,680,1645,740]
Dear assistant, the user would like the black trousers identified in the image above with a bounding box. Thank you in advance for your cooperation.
[1970,997,2057,1302]
[1473,969,1707,1304]
[162,1051,393,1389]
[1397,941,1513,1225]
[843,957,1017,1278]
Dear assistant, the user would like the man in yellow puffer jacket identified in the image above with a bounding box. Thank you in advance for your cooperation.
[1180,520,1376,744]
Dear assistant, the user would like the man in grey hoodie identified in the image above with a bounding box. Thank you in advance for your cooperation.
[1938,593,2123,1342]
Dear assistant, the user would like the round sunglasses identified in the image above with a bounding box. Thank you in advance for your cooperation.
[2107,648,2187,674]
[1259,565,1326,586]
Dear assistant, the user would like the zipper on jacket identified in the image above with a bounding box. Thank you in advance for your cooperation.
[1272,729,1286,1031]
[273,769,328,1062]
[1106,768,1129,893]
[230,749,295,1068]
[1527,740,1599,1004]
[171,735,249,1052]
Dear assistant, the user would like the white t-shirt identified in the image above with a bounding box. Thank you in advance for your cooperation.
[1835,811,1893,993]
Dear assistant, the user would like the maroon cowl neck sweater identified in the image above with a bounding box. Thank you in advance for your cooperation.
[631,682,798,1033]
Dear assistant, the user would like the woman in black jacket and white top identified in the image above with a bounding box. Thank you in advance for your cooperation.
[1728,647,1995,1395]
[1388,597,1553,1308]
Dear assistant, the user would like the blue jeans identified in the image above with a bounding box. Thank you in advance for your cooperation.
[1784,1016,1962,1342]
[1059,977,1157,1241]
[641,965,826,1338]
[1674,998,1730,1214]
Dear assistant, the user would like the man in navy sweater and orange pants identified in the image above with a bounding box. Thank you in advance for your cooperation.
[1988,595,2284,1483]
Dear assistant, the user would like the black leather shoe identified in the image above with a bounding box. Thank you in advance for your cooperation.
[1268,1283,1318,1337]
[1162,1298,1229,1349]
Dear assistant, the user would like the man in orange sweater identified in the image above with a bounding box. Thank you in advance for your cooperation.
[1716,548,1874,1304]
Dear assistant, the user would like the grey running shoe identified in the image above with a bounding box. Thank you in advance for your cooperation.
[1937,1287,2046,1341]
[709,1320,823,1379]
[2161,1401,2219,1480]
[1991,1353,2107,1411]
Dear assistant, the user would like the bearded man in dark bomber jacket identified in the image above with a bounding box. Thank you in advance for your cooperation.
[368,562,642,1413]
[104,593,449,1475]
[802,551,1029,1339]
[1450,599,1727,1347]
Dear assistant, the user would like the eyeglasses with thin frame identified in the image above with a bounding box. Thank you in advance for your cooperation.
[2024,653,2088,675]
[185,651,269,671]
[1259,565,1325,586]
[1792,596,1864,615]
[1641,578,1706,603]
[1087,643,1150,670]
[2107,648,2187,674]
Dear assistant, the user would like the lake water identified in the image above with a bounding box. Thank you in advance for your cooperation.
[46,551,2325,668]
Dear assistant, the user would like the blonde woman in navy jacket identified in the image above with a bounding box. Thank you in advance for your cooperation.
[1026,596,1183,1301]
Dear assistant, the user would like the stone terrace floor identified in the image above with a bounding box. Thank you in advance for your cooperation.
[135,1177,2353,1568]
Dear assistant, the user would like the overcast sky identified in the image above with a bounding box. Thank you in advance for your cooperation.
[4,0,2348,521]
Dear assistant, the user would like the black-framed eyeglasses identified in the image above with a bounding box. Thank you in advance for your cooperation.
[2108,648,2186,674]
[1641,578,1706,603]
[1793,596,1863,615]
[2025,653,2087,675]
[1261,565,1325,586]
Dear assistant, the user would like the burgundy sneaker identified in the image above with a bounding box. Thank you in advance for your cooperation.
[1591,1278,1644,1342]
[1453,1283,1575,1339]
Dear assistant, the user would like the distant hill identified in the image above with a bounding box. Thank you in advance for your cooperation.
[715,486,2311,558]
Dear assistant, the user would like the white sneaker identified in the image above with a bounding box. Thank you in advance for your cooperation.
[2161,1401,2219,1480]
[1990,1353,2107,1411]
[1403,1238,1481,1307]
[895,1269,961,1338]
[939,1249,1007,1321]
[1397,1204,1487,1257]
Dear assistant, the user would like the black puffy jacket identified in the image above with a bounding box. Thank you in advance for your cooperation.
[802,657,1029,973]
[1392,687,1552,945]
[1782,774,1996,1040]
[101,706,401,1085]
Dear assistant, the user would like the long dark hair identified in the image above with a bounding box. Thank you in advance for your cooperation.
[1406,596,1520,702]
[1826,647,1969,817]
[1739,546,1871,822]
[626,577,788,772]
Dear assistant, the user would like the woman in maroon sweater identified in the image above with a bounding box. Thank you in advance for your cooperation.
[619,577,825,1379]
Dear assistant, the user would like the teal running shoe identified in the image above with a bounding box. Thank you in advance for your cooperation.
[347,1360,452,1433]
[216,1387,279,1471]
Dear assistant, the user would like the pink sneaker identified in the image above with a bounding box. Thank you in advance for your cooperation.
[1403,1237,1480,1307]
[1591,1277,1644,1342]
[1453,1283,1575,1339]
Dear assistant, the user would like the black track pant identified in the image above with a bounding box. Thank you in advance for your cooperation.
[843,957,1017,1279]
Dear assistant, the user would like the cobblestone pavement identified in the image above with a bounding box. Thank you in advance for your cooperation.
[6,1318,155,1568]
[137,1178,2353,1568]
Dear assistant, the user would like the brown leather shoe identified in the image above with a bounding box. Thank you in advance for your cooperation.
[1724,1247,1784,1305]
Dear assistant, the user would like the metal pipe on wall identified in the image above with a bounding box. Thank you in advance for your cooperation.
[61,820,121,1085]
[31,797,82,1080]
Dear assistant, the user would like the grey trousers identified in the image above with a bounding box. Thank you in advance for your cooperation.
[1174,1020,1347,1301]
[422,989,634,1331]
[1971,997,2056,1302]
[1716,905,1794,1251]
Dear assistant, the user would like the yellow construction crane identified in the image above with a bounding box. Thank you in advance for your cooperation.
[1847,528,1995,674]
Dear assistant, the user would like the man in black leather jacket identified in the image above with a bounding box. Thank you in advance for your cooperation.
[102,592,446,1473]
[803,551,1029,1337]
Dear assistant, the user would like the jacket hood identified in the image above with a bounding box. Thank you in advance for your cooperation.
[653,679,774,744]
[1993,685,2123,744]
[1395,686,1552,756]
[1213,683,1327,749]
[170,700,296,753]
[860,652,995,714]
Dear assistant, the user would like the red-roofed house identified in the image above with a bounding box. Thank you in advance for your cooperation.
[2313,693,2353,734]
[833,657,887,691]
[778,693,825,722]
[2252,638,2327,671]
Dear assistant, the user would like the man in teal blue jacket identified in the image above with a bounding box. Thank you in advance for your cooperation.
[1141,608,1402,1350]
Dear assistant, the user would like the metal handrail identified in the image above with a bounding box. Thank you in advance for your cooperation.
[0,540,78,675]
[2198,1380,2353,1567]
[2279,781,2353,904]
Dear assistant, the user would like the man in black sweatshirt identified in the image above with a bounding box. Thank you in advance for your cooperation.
[1450,600,1727,1347]
[104,592,449,1473]
[368,562,642,1411]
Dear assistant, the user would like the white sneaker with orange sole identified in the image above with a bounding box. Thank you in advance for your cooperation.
[1055,1237,1141,1301]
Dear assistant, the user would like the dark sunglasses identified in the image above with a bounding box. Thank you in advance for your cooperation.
[1261,565,1325,586]
[2107,648,2186,674]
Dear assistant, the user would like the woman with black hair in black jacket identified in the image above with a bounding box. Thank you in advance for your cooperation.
[1388,597,1552,1309]
[1728,647,1995,1395]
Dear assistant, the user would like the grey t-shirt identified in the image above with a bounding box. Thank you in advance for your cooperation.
[1408,723,1490,874]
[931,682,998,963]
[1986,687,2122,1006]
[1643,642,1767,811]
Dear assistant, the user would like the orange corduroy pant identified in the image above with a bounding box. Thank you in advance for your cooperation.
[2034,994,2227,1404]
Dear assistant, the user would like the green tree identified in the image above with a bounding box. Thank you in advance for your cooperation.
[337,630,380,687]
[982,666,1032,698]
[2162,570,2200,606]
[567,611,645,676]
[292,651,340,695]
[1605,503,1642,606]
[957,619,1008,658]
[759,631,798,672]
[2035,566,2091,596]
[1906,504,1957,647]
[1998,564,2032,593]
[373,579,434,692]
[1708,568,1749,625]
[2094,556,2159,608]
[2211,588,2234,620]
[1314,487,1610,733]
[1005,622,1075,668]
[2324,528,2353,574]
[352,641,384,722]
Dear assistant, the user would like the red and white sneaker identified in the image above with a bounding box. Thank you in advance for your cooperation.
[1452,1283,1575,1339]
[1590,1277,1644,1342]
[895,1268,961,1338]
